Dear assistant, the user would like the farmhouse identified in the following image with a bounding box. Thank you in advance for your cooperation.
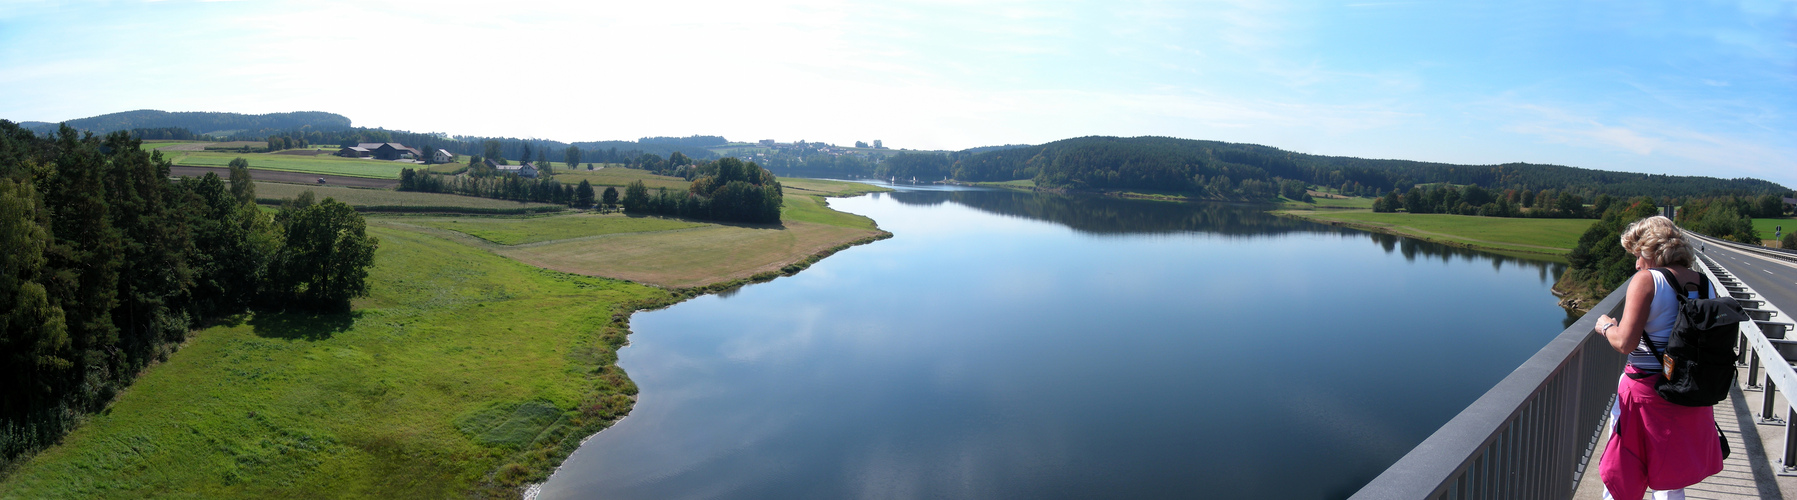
[432,149,455,164]
[486,159,539,178]
[338,142,423,160]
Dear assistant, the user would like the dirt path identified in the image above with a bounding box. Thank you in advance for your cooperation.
[169,165,400,189]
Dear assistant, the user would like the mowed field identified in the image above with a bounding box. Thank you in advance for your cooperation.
[1752,217,1796,241]
[548,167,687,190]
[409,213,706,245]
[258,183,563,213]
[161,150,410,179]
[0,226,672,499]
[1280,209,1596,257]
[375,175,890,288]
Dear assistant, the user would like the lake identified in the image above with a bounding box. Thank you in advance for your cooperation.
[538,184,1574,499]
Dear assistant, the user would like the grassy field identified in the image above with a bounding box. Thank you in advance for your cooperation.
[138,140,198,151]
[1280,209,1595,258]
[1279,194,1377,210]
[491,220,880,288]
[1752,217,1796,241]
[972,179,1036,188]
[547,167,688,190]
[257,183,563,213]
[409,213,706,245]
[0,226,674,499]
[780,180,887,230]
[164,150,409,179]
[375,178,889,288]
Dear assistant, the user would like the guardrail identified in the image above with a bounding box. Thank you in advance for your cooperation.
[1688,230,1797,262]
[1692,247,1797,472]
[1349,284,1629,499]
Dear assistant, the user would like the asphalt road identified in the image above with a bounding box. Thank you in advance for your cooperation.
[168,165,400,189]
[1699,238,1797,320]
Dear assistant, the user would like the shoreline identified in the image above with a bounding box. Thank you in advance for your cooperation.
[517,189,892,497]
[1274,209,1573,263]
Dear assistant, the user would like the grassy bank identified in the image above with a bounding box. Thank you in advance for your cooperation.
[1279,209,1594,260]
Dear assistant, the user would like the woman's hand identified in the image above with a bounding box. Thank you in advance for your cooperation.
[1596,314,1618,333]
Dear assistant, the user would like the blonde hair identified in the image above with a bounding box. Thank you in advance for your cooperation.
[1620,216,1694,268]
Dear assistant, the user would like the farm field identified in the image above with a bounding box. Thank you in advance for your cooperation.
[492,220,880,288]
[377,177,888,288]
[1279,209,1595,258]
[548,167,688,190]
[0,226,672,499]
[1752,217,1796,241]
[164,150,410,179]
[1280,194,1377,209]
[258,183,562,213]
[409,213,706,245]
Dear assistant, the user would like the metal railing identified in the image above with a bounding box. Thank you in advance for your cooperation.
[1353,228,1797,499]
[1690,230,1797,262]
[1691,247,1797,473]
[1349,284,1629,499]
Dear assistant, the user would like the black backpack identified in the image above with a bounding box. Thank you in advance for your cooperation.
[1644,268,1749,407]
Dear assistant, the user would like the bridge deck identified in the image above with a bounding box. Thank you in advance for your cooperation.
[1573,243,1797,499]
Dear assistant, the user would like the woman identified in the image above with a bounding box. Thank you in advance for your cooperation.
[1593,215,1723,500]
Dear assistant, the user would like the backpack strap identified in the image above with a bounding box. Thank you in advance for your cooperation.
[1641,268,1678,364]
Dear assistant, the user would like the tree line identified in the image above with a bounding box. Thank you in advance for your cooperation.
[622,158,783,223]
[0,121,379,468]
[1675,195,1792,244]
[839,137,1787,202]
[399,167,610,209]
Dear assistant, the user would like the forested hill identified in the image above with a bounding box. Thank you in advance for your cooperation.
[892,136,1787,200]
[23,110,352,136]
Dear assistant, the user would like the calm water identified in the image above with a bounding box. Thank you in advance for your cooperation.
[539,184,1574,500]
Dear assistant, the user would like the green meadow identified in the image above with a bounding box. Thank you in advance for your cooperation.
[411,213,706,245]
[0,226,673,499]
[1752,217,1796,241]
[165,150,410,179]
[256,183,563,213]
[1280,209,1595,258]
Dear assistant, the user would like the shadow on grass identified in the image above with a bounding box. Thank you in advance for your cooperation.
[249,309,361,341]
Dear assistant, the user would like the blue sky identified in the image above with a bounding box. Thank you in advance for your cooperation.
[2,0,1793,187]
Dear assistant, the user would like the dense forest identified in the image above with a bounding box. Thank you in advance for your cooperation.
[20,110,351,137]
[0,121,379,469]
[622,158,783,223]
[754,136,1789,202]
[954,136,1788,200]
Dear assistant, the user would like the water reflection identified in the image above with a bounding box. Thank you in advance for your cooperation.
[879,186,1567,288]
[881,188,1333,237]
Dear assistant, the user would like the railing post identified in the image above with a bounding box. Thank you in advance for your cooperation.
[1764,377,1786,425]
[1785,406,1797,474]
[1749,351,1764,391]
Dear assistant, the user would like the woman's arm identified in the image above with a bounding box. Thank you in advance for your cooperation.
[1598,269,1657,354]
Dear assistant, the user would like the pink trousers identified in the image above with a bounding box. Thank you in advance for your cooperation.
[1598,366,1723,499]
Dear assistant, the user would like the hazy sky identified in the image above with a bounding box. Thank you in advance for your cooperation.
[3,0,1793,187]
